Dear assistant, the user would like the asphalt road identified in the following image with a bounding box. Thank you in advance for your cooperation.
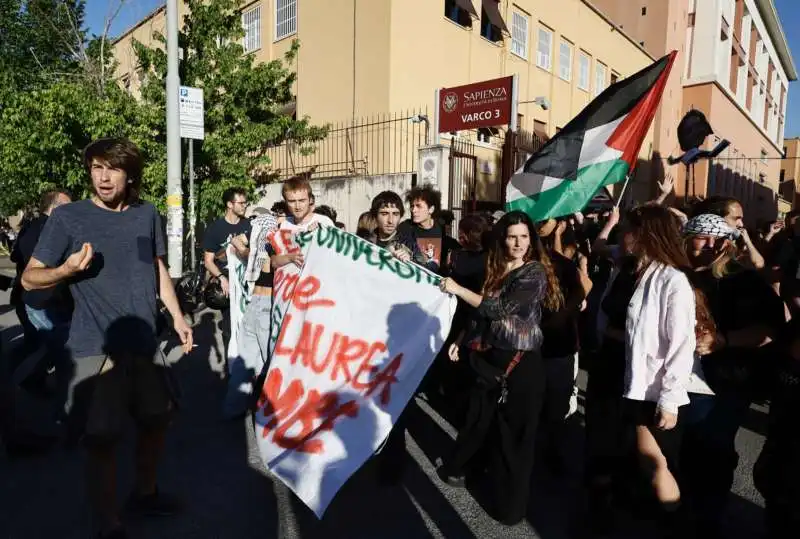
[0,282,770,539]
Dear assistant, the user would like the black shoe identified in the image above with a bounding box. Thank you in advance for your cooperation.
[125,487,184,517]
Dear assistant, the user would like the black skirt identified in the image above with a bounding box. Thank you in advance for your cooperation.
[623,399,683,471]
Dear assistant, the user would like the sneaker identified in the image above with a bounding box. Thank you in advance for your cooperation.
[125,487,184,517]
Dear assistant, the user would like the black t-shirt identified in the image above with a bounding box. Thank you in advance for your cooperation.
[770,233,800,312]
[541,252,582,358]
[398,220,460,275]
[15,215,72,311]
[449,249,487,335]
[694,265,784,336]
[601,256,638,331]
[202,217,252,273]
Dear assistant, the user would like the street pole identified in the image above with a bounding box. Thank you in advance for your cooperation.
[166,0,183,278]
[188,140,196,270]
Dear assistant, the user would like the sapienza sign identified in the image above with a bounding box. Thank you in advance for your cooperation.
[438,76,514,133]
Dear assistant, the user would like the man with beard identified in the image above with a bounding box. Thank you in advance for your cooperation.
[202,188,251,297]
[22,138,193,539]
[680,213,784,538]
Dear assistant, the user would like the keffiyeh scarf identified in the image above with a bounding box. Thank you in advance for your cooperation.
[683,213,738,239]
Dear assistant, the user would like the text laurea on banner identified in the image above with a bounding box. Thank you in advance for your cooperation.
[256,227,436,455]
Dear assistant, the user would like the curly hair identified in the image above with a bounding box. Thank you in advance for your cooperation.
[483,211,564,312]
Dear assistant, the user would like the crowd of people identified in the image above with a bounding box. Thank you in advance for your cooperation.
[2,137,800,539]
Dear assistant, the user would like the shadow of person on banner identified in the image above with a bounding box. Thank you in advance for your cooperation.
[376,301,444,483]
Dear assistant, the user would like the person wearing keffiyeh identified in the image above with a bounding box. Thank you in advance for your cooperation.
[679,212,785,537]
[223,209,279,419]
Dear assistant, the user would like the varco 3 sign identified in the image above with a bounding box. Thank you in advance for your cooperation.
[438,76,515,133]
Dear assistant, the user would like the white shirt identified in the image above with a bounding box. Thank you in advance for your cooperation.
[600,262,697,414]
[288,212,334,231]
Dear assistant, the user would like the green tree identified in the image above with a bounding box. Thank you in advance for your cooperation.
[0,81,165,214]
[134,0,326,221]
[0,0,86,96]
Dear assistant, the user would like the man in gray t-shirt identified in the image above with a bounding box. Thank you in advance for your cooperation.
[22,138,193,539]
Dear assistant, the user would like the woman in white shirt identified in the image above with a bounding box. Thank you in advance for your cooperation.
[605,205,709,524]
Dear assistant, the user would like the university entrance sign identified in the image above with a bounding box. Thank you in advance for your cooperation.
[437,76,515,133]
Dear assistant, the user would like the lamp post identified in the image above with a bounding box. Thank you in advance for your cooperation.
[166,0,182,278]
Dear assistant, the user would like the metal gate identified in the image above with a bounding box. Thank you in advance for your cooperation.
[500,128,547,205]
[448,137,477,233]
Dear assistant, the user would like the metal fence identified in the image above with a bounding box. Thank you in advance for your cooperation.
[265,109,430,180]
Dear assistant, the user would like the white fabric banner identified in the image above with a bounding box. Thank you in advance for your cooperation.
[226,245,251,361]
[255,226,455,517]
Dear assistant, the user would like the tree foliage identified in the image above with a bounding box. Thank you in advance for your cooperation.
[134,0,326,221]
[0,0,325,225]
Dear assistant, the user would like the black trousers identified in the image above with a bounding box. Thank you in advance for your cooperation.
[584,338,627,484]
[443,349,546,525]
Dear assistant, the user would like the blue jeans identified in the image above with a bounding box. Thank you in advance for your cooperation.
[21,305,72,418]
[223,294,273,419]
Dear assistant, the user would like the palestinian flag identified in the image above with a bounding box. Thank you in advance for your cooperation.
[506,51,676,221]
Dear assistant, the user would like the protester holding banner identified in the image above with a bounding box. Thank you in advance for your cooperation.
[437,210,560,526]
[223,208,280,419]
[202,188,251,296]
[398,185,459,275]
[365,190,427,484]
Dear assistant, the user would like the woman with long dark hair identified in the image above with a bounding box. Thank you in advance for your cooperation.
[437,210,562,525]
[589,205,707,532]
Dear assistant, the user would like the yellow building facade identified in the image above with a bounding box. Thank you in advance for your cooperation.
[113,0,656,203]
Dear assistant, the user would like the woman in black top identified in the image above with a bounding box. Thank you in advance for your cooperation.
[437,211,562,525]
[680,214,785,537]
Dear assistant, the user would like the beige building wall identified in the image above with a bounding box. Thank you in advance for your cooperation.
[684,82,781,221]
[592,0,796,222]
[780,137,800,207]
[592,0,689,197]
[112,0,658,203]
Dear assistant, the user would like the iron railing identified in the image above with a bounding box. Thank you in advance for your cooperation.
[265,109,430,180]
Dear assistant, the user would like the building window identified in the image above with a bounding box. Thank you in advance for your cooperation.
[242,5,261,52]
[578,51,590,90]
[275,0,296,41]
[480,3,503,43]
[517,113,525,130]
[761,149,768,163]
[511,11,528,59]
[121,74,131,91]
[641,6,647,16]
[559,40,572,81]
[759,172,766,184]
[780,169,785,182]
[537,27,553,71]
[595,61,607,96]
[445,0,473,28]
[610,71,619,85]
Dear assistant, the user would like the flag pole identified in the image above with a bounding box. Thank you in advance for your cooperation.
[614,174,631,208]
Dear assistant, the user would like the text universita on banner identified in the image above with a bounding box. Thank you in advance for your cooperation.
[255,225,456,517]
